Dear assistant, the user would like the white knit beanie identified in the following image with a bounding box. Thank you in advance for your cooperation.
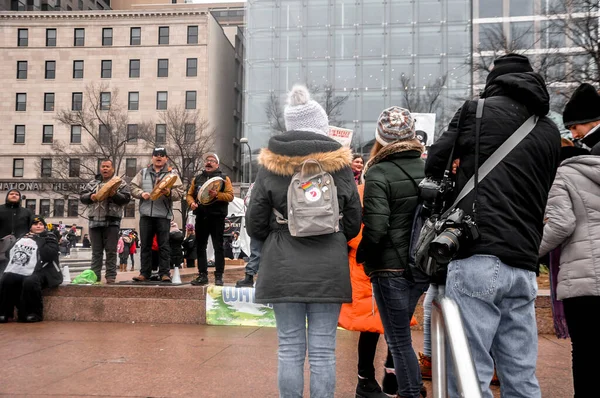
[284,85,329,135]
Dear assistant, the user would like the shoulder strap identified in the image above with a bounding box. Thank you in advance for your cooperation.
[443,99,538,217]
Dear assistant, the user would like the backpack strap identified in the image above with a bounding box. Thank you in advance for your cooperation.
[273,208,288,224]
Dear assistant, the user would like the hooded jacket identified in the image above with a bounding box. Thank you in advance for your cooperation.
[246,131,361,304]
[80,175,131,228]
[539,155,600,300]
[0,190,33,239]
[425,72,561,272]
[130,165,184,219]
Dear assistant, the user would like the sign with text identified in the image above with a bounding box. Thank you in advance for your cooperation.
[411,113,436,146]
[0,181,86,193]
[206,285,275,327]
[328,126,353,148]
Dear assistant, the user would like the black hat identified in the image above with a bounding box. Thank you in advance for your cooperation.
[563,83,600,128]
[31,215,47,228]
[485,53,534,86]
[152,147,168,157]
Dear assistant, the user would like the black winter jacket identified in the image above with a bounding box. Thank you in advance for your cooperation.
[246,131,361,304]
[0,190,33,239]
[425,72,561,272]
[358,140,425,276]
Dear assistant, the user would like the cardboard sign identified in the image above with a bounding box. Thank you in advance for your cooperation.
[206,285,276,327]
[328,126,353,148]
[411,113,436,146]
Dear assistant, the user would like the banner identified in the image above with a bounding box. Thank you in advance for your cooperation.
[328,126,353,148]
[410,113,436,146]
[206,285,276,327]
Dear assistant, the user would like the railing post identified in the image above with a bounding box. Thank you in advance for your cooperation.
[431,300,447,398]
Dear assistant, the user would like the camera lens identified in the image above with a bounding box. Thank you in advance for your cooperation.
[429,228,462,264]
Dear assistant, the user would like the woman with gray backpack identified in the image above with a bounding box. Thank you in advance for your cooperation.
[246,84,361,398]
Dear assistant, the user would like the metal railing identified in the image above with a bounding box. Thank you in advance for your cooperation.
[431,296,482,398]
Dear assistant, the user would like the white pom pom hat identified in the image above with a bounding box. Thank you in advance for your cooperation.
[284,84,329,135]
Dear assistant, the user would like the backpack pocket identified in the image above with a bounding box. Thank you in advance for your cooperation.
[290,205,336,237]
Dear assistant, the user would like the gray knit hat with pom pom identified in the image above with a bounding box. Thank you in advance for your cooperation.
[284,85,329,136]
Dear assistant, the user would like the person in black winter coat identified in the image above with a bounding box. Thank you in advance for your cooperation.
[562,83,600,154]
[425,54,561,397]
[246,85,361,398]
[0,215,62,323]
[182,225,197,268]
[0,189,33,274]
[169,221,184,269]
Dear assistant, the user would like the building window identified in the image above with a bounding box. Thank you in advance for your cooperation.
[129,59,140,78]
[157,59,169,77]
[158,26,169,45]
[186,58,197,77]
[99,124,110,144]
[127,124,138,143]
[67,5,72,11]
[16,93,26,111]
[128,92,139,111]
[17,61,27,79]
[130,27,141,45]
[187,25,198,44]
[102,28,113,46]
[74,28,85,46]
[26,199,36,214]
[100,92,111,110]
[45,60,56,79]
[185,91,196,109]
[41,158,52,177]
[126,158,137,178]
[46,28,57,46]
[124,202,135,218]
[78,0,83,9]
[54,199,65,217]
[72,92,83,111]
[71,125,81,143]
[184,124,195,143]
[156,124,167,143]
[101,60,112,78]
[13,159,24,177]
[73,60,84,78]
[14,125,25,144]
[157,91,168,110]
[43,125,54,144]
[40,199,51,217]
[183,157,195,181]
[69,158,80,177]
[44,93,55,112]
[18,28,28,46]
[68,199,78,217]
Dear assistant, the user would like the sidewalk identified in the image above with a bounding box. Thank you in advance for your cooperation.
[0,322,572,397]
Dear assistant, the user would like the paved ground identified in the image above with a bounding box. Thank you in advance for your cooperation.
[0,322,573,397]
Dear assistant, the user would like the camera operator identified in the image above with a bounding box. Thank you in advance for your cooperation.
[425,54,561,397]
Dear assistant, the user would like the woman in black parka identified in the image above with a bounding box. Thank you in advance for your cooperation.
[247,85,361,398]
[357,107,428,398]
[0,215,62,323]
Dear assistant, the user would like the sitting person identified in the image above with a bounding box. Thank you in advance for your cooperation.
[0,216,62,323]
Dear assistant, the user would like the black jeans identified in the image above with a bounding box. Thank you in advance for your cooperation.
[358,331,394,379]
[0,272,46,320]
[371,275,428,398]
[139,216,170,278]
[563,296,600,398]
[196,215,226,275]
[89,225,120,281]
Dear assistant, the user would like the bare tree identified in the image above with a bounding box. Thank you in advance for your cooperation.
[265,92,287,134]
[398,74,447,114]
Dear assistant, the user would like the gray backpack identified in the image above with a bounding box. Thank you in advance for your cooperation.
[273,159,341,237]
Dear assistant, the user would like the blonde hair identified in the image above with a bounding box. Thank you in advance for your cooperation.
[370,141,384,159]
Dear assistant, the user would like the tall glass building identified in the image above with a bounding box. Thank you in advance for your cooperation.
[244,0,472,153]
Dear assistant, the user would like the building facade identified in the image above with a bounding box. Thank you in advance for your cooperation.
[243,0,473,154]
[1,0,111,11]
[0,7,238,234]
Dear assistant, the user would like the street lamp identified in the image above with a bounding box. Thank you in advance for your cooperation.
[239,137,252,184]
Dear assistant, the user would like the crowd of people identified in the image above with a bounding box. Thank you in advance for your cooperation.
[0,52,597,397]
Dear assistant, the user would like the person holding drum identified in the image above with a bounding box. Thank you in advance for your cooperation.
[186,152,234,286]
[130,148,184,283]
[80,159,131,284]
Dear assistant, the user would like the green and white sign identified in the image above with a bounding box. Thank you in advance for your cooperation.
[206,285,276,327]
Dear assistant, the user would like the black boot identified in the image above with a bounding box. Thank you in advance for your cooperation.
[191,273,209,286]
[381,370,398,396]
[235,273,254,288]
[214,273,224,286]
[356,377,388,398]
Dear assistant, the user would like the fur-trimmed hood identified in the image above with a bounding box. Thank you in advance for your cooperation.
[362,139,423,179]
[258,131,352,176]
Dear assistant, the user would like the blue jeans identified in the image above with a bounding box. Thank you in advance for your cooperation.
[273,302,341,398]
[422,283,445,358]
[445,255,540,398]
[245,238,263,276]
[371,275,428,398]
